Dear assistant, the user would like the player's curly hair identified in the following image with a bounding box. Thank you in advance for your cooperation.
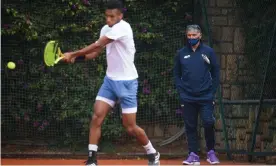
[105,0,124,12]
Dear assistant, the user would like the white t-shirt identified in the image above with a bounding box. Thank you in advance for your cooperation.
[100,20,138,80]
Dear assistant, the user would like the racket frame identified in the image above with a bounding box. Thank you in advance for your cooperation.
[44,40,64,66]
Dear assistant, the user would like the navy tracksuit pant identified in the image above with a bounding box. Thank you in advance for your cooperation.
[182,100,215,154]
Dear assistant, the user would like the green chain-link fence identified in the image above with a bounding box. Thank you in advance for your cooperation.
[1,0,276,163]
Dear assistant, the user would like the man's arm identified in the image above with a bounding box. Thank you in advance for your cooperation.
[64,23,127,63]
[173,51,182,92]
[85,52,100,61]
[68,45,104,63]
[209,49,220,95]
[84,47,103,60]
[71,23,126,58]
[71,36,112,57]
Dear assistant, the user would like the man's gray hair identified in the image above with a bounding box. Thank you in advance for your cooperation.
[186,24,202,33]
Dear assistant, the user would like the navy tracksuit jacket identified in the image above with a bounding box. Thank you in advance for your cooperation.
[173,42,220,102]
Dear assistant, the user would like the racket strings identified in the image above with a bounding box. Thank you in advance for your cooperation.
[44,41,58,66]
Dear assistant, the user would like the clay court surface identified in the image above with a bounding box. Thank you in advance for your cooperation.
[1,158,253,165]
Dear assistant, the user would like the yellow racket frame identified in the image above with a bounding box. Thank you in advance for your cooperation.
[44,40,64,66]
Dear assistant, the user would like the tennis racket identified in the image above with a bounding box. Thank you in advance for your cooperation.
[44,40,65,67]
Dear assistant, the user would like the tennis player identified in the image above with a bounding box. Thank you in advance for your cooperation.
[62,0,160,166]
[173,24,220,165]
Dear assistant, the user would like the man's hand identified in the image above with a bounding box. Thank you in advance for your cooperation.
[62,52,76,63]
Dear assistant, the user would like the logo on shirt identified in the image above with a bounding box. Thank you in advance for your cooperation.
[202,54,210,64]
[184,55,190,59]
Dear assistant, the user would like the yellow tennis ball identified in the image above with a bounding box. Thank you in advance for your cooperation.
[7,62,16,69]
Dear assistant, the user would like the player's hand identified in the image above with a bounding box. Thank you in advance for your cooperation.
[63,52,75,63]
[69,56,77,63]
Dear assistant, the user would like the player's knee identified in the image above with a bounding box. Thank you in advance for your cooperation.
[125,125,144,137]
[124,125,135,136]
[91,113,104,127]
[91,101,110,127]
[91,109,105,127]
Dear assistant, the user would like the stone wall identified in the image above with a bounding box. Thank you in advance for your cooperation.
[206,0,245,100]
[212,105,276,162]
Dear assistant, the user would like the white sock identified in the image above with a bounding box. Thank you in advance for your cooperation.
[143,141,157,154]
[88,144,98,151]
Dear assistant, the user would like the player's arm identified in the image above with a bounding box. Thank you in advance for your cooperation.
[70,22,125,58]
[63,24,125,63]
[85,52,99,61]
[84,47,103,61]
[71,36,113,58]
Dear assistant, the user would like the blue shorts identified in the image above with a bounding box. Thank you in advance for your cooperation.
[96,76,138,114]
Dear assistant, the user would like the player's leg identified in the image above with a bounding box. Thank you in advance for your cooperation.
[122,113,149,145]
[118,79,160,166]
[122,113,160,165]
[181,101,200,165]
[199,101,220,164]
[86,77,117,166]
[87,100,110,153]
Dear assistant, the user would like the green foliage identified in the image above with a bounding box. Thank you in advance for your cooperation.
[235,0,276,98]
[1,0,192,148]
